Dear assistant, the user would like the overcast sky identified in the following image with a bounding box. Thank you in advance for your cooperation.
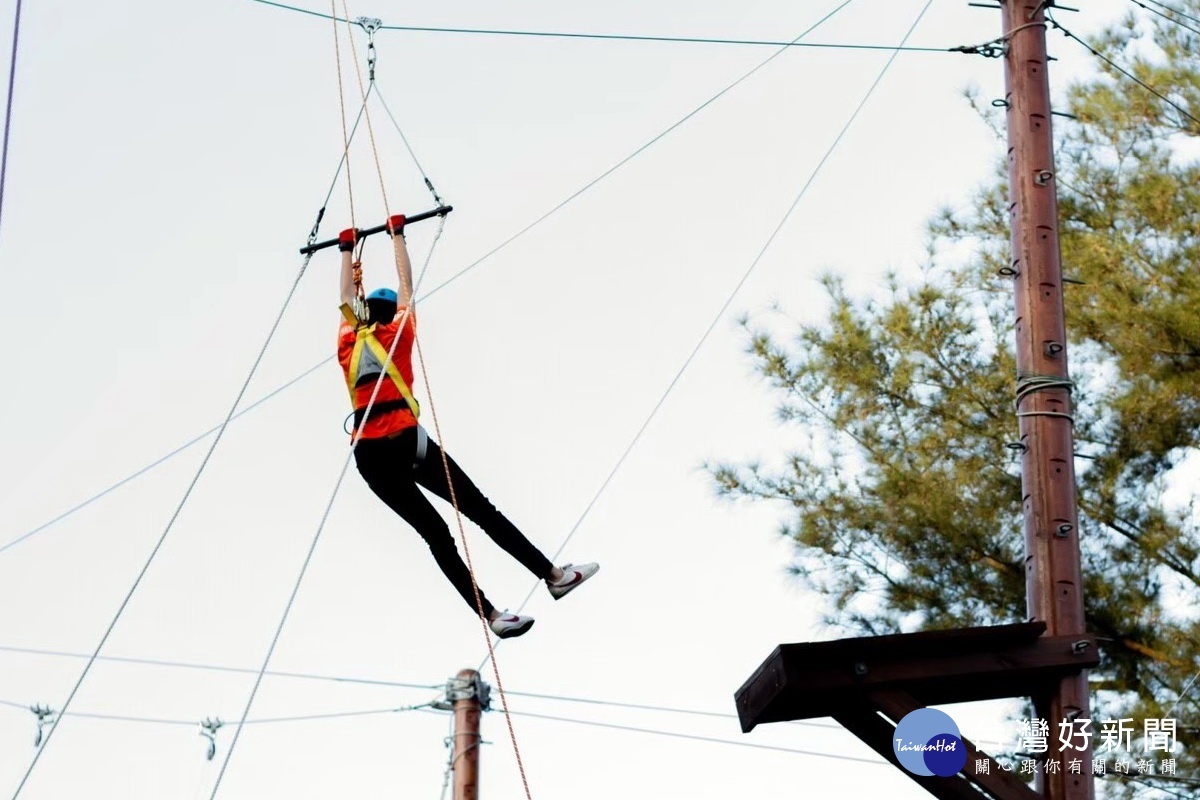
[0,0,1142,797]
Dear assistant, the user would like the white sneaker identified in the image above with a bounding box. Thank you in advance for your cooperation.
[489,612,535,639]
[547,562,599,600]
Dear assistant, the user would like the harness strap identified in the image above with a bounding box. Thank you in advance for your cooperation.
[352,399,413,428]
[340,301,421,421]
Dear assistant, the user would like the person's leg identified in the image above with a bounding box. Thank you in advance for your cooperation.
[354,434,496,619]
[413,436,556,581]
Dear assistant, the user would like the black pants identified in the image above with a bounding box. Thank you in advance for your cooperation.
[353,427,555,619]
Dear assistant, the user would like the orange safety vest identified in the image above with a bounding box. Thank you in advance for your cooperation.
[339,302,420,425]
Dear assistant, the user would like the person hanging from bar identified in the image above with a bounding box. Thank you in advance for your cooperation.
[336,215,598,639]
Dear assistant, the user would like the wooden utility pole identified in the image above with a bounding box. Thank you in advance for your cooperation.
[451,668,485,800]
[735,6,1102,800]
[1002,1,1094,798]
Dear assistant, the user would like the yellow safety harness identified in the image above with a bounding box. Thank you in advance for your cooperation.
[340,302,421,419]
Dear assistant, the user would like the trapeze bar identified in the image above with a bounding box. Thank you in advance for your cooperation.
[299,204,454,254]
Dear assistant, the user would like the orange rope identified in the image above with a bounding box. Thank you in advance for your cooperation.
[414,338,535,800]
[338,3,391,218]
[329,1,356,230]
[327,10,534,796]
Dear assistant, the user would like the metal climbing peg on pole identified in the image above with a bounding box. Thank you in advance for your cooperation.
[298,204,453,254]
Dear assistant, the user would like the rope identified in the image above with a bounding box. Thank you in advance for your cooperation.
[10,251,316,800]
[483,0,937,664]
[329,0,357,231]
[327,13,535,794]
[338,1,392,224]
[0,0,22,245]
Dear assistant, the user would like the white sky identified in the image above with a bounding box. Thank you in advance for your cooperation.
[0,0,1140,797]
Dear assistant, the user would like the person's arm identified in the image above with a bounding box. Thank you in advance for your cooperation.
[388,214,414,307]
[338,228,358,307]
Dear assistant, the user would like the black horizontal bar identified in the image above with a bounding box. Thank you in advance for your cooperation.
[299,205,454,254]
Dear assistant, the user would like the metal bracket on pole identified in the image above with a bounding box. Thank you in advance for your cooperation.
[432,672,492,712]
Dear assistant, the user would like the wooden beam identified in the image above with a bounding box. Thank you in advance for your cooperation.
[736,624,1097,731]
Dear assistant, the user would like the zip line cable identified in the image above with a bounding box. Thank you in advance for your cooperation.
[0,643,442,691]
[0,360,329,556]
[1048,12,1200,130]
[481,0,936,674]
[0,642,845,730]
[243,0,955,53]
[0,0,22,244]
[373,23,949,53]
[499,688,843,730]
[10,260,317,800]
[0,697,436,728]
[0,695,879,770]
[5,0,859,555]
[488,709,887,766]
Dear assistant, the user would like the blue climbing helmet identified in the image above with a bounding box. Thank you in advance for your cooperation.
[364,287,399,325]
[366,287,398,303]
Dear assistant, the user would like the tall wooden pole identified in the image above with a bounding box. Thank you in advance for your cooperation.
[1001,3,1094,799]
[452,668,482,800]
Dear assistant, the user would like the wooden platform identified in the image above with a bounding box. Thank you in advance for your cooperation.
[734,622,1099,800]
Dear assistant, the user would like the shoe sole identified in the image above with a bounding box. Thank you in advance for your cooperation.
[550,565,600,601]
[495,619,535,639]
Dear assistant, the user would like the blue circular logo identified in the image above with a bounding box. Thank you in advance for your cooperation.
[892,708,967,777]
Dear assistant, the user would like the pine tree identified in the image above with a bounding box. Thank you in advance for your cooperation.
[712,6,1200,794]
